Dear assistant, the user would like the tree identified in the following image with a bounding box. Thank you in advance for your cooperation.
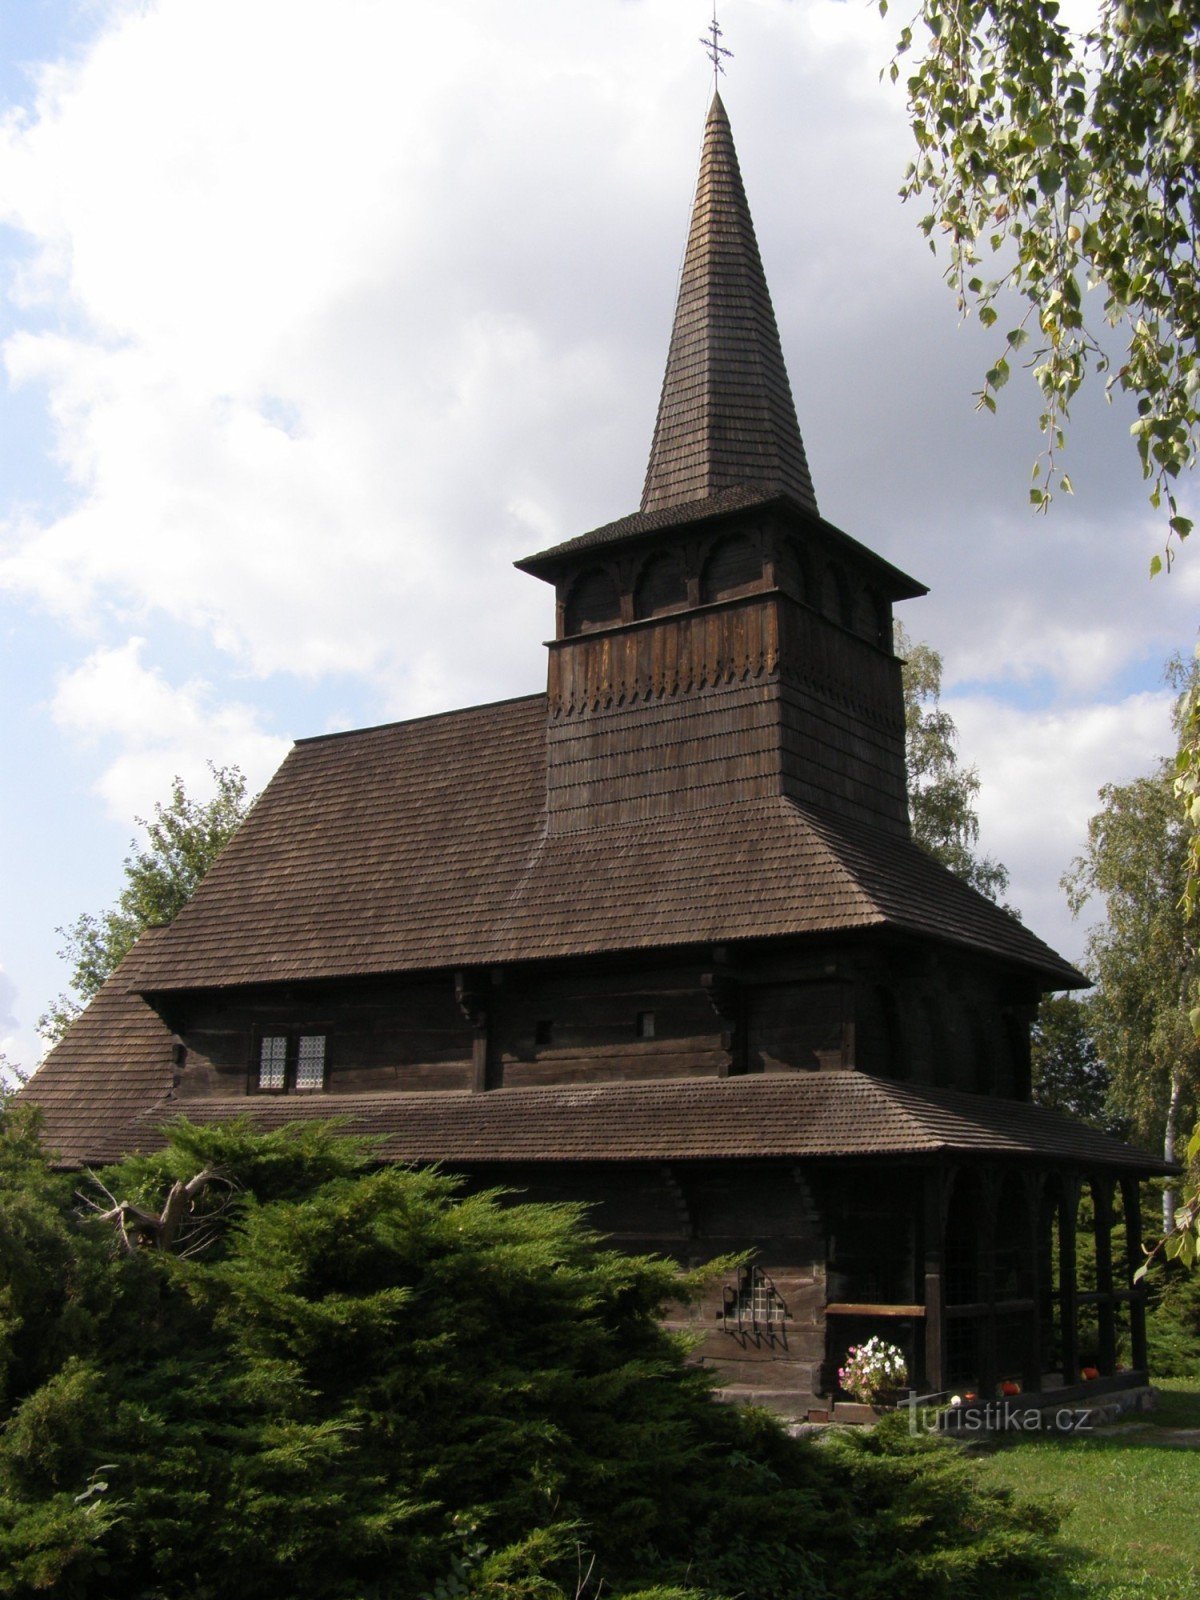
[886,0,1199,550]
[1030,992,1114,1131]
[0,1055,27,1099]
[898,623,1011,901]
[1063,756,1200,1225]
[39,764,253,1046]
[0,1113,1063,1600]
[884,1,1200,1265]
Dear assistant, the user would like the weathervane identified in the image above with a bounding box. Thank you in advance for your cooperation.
[700,3,733,85]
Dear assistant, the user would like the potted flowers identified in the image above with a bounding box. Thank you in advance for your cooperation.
[837,1337,908,1416]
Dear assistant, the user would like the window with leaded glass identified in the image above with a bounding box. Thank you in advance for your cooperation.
[254,1031,327,1093]
[295,1034,326,1091]
[258,1034,288,1092]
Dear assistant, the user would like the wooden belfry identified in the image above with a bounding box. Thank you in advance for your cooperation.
[24,86,1169,1418]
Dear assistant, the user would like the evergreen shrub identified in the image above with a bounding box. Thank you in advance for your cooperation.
[0,1109,1064,1599]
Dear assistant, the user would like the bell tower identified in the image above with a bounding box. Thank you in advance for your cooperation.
[517,95,925,838]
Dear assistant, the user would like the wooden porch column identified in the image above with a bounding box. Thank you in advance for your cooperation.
[1121,1176,1149,1373]
[470,1026,490,1093]
[702,970,742,1078]
[1022,1172,1045,1394]
[1094,1176,1117,1376]
[922,1165,945,1393]
[454,972,493,1092]
[1059,1175,1079,1385]
[978,1169,999,1399]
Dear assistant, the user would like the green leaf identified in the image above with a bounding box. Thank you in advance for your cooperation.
[1150,553,1164,576]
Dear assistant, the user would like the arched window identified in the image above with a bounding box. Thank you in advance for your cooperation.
[994,1173,1034,1302]
[564,568,620,635]
[822,562,851,627]
[852,586,891,648]
[780,538,810,603]
[633,551,688,618]
[852,588,878,642]
[700,535,761,603]
[873,593,892,651]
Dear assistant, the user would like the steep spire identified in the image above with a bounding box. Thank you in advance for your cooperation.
[641,93,818,515]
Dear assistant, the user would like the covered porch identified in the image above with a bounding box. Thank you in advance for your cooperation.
[823,1156,1164,1407]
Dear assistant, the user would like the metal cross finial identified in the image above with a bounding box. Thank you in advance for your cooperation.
[700,3,733,85]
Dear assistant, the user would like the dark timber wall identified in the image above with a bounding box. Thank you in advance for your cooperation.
[468,1159,828,1407]
[544,509,910,836]
[166,949,1035,1102]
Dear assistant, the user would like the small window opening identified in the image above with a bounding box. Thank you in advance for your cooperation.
[257,1031,327,1093]
[296,1034,327,1091]
[258,1035,288,1092]
[535,1019,554,1047]
[637,1010,656,1039]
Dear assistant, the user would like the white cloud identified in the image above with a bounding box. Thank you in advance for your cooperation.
[948,689,1177,964]
[51,638,289,822]
[0,0,933,705]
[0,964,18,1042]
[0,0,1196,1053]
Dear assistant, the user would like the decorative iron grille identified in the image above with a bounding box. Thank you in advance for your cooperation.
[721,1265,786,1334]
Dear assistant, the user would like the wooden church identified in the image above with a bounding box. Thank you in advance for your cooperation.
[24,93,1168,1419]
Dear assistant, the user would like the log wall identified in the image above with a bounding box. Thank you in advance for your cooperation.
[168,950,1034,1100]
[467,1159,828,1410]
[545,590,908,836]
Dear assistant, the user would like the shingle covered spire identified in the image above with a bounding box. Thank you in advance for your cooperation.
[641,93,818,515]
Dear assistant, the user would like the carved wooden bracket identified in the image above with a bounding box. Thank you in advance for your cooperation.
[702,971,743,1073]
[453,971,487,1031]
[701,970,739,1026]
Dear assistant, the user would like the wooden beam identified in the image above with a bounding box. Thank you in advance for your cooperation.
[1060,1176,1079,1384]
[826,1303,925,1318]
[1022,1172,1044,1394]
[471,1026,489,1094]
[1094,1176,1117,1376]
[978,1168,999,1399]
[923,1166,945,1393]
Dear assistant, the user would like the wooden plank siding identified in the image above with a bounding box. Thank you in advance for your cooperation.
[466,1159,828,1406]
[173,981,475,1098]
[166,947,1040,1102]
[546,580,908,835]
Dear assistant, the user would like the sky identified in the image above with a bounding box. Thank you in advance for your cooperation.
[1,0,1196,1072]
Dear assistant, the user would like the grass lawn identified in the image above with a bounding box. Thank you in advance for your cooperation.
[976,1378,1200,1599]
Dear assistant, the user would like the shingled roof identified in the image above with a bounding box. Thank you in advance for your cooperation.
[514,486,927,600]
[114,693,1081,995]
[20,936,179,1167]
[173,1075,1172,1173]
[639,92,818,515]
[23,977,1163,1174]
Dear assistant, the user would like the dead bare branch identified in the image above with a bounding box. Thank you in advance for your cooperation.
[78,1166,236,1256]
